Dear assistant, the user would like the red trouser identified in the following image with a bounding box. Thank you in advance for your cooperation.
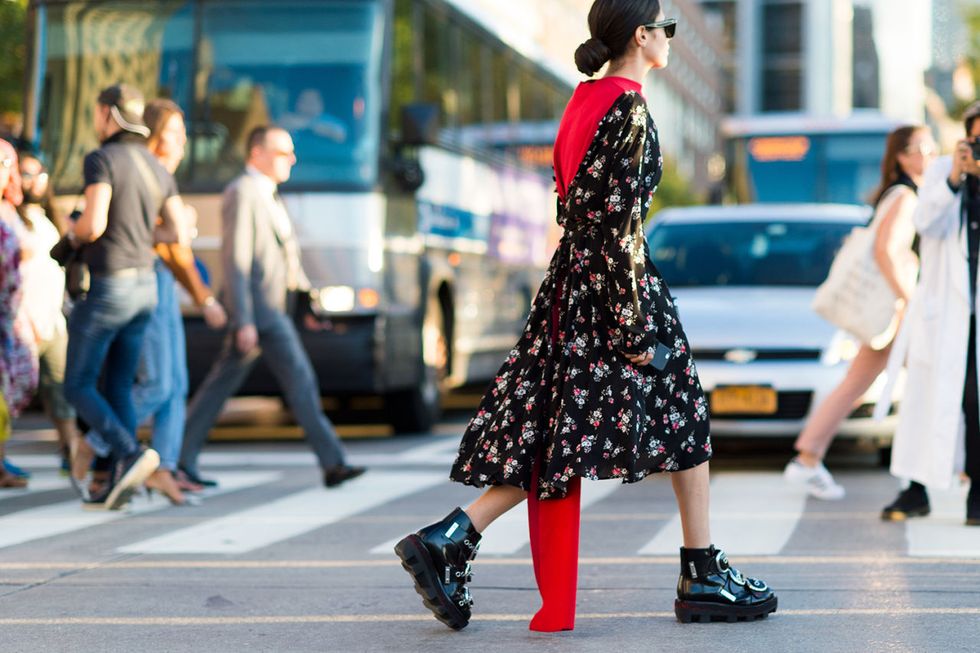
[527,464,581,631]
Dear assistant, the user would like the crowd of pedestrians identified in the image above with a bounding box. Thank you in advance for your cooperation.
[0,83,362,509]
[0,9,978,636]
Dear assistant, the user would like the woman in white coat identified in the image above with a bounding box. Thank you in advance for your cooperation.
[881,102,980,525]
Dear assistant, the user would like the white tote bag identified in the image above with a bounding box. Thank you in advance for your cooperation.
[811,188,915,350]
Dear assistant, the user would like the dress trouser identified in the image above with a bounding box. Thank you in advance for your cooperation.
[963,315,980,482]
[180,313,346,475]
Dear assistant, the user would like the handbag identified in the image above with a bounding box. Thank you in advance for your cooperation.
[49,220,90,299]
[811,187,917,350]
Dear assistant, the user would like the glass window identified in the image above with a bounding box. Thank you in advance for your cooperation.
[195,0,383,188]
[36,0,383,191]
[489,46,509,123]
[37,0,194,191]
[761,1,802,112]
[457,29,487,126]
[648,221,855,288]
[389,0,417,135]
[421,4,453,128]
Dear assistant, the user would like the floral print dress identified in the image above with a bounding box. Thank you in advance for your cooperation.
[451,91,712,499]
[0,215,38,420]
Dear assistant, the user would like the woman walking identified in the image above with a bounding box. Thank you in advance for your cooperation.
[395,0,775,632]
[784,126,935,500]
[879,102,980,525]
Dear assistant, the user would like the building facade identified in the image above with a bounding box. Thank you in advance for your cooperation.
[698,0,932,123]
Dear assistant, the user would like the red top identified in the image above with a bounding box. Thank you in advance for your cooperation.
[553,76,643,200]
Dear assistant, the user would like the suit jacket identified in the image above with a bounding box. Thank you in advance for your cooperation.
[220,171,310,331]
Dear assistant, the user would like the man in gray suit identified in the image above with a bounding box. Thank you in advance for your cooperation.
[178,126,365,488]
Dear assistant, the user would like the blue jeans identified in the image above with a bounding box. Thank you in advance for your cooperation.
[88,261,188,470]
[64,269,157,459]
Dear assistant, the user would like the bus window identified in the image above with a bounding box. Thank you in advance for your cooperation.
[37,0,195,190]
[193,0,383,188]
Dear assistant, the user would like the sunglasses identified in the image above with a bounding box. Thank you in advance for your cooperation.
[643,18,677,39]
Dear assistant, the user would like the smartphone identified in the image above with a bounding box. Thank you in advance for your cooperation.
[971,137,980,162]
[650,341,671,371]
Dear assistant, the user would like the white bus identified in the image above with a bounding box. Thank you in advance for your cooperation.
[24,0,574,432]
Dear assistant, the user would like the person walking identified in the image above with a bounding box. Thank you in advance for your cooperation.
[177,125,364,489]
[878,101,980,525]
[62,84,187,510]
[14,154,82,478]
[0,143,38,488]
[394,0,775,632]
[83,99,227,505]
[783,126,935,500]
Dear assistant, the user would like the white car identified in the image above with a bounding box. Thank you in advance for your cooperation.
[645,204,900,443]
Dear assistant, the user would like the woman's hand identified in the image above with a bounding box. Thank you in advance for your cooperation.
[626,349,654,366]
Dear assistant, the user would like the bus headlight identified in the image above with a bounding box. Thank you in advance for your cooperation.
[314,286,381,313]
[317,286,356,313]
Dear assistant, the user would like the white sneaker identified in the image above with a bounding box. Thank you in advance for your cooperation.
[783,458,846,501]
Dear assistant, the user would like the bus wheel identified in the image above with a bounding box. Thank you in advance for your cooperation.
[386,297,448,434]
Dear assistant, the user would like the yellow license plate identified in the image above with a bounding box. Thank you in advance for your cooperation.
[711,386,778,415]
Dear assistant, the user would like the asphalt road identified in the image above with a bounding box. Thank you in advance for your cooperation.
[1,410,978,653]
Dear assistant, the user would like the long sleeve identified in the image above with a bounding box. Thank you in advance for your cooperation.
[913,156,961,239]
[221,181,255,328]
[598,96,656,357]
[156,241,213,306]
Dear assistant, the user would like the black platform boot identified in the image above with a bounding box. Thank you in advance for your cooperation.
[881,481,930,521]
[675,546,777,623]
[395,507,482,630]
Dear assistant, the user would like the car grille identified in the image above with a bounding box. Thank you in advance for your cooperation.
[693,349,823,361]
[709,391,813,420]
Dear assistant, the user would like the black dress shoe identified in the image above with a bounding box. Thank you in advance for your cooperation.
[323,465,366,487]
[394,507,482,630]
[177,466,218,488]
[675,546,777,623]
[881,483,930,521]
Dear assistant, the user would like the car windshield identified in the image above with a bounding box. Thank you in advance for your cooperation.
[647,220,856,288]
[35,0,382,191]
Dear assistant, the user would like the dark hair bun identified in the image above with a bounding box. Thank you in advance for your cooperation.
[574,37,611,76]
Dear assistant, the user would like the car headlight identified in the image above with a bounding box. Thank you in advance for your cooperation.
[823,330,860,365]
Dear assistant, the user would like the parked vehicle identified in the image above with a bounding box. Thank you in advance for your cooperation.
[646,203,900,443]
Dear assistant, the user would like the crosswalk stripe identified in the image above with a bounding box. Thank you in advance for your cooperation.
[367,478,622,556]
[637,472,807,556]
[907,482,978,557]
[0,472,280,550]
[117,471,446,555]
[0,472,72,499]
[9,439,463,471]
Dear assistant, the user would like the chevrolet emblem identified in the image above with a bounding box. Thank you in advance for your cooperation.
[724,349,758,364]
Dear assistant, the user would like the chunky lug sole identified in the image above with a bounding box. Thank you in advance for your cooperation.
[881,505,930,521]
[105,450,160,511]
[675,595,778,623]
[394,534,469,630]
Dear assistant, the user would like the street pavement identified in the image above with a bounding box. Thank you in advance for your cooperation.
[1,416,978,653]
